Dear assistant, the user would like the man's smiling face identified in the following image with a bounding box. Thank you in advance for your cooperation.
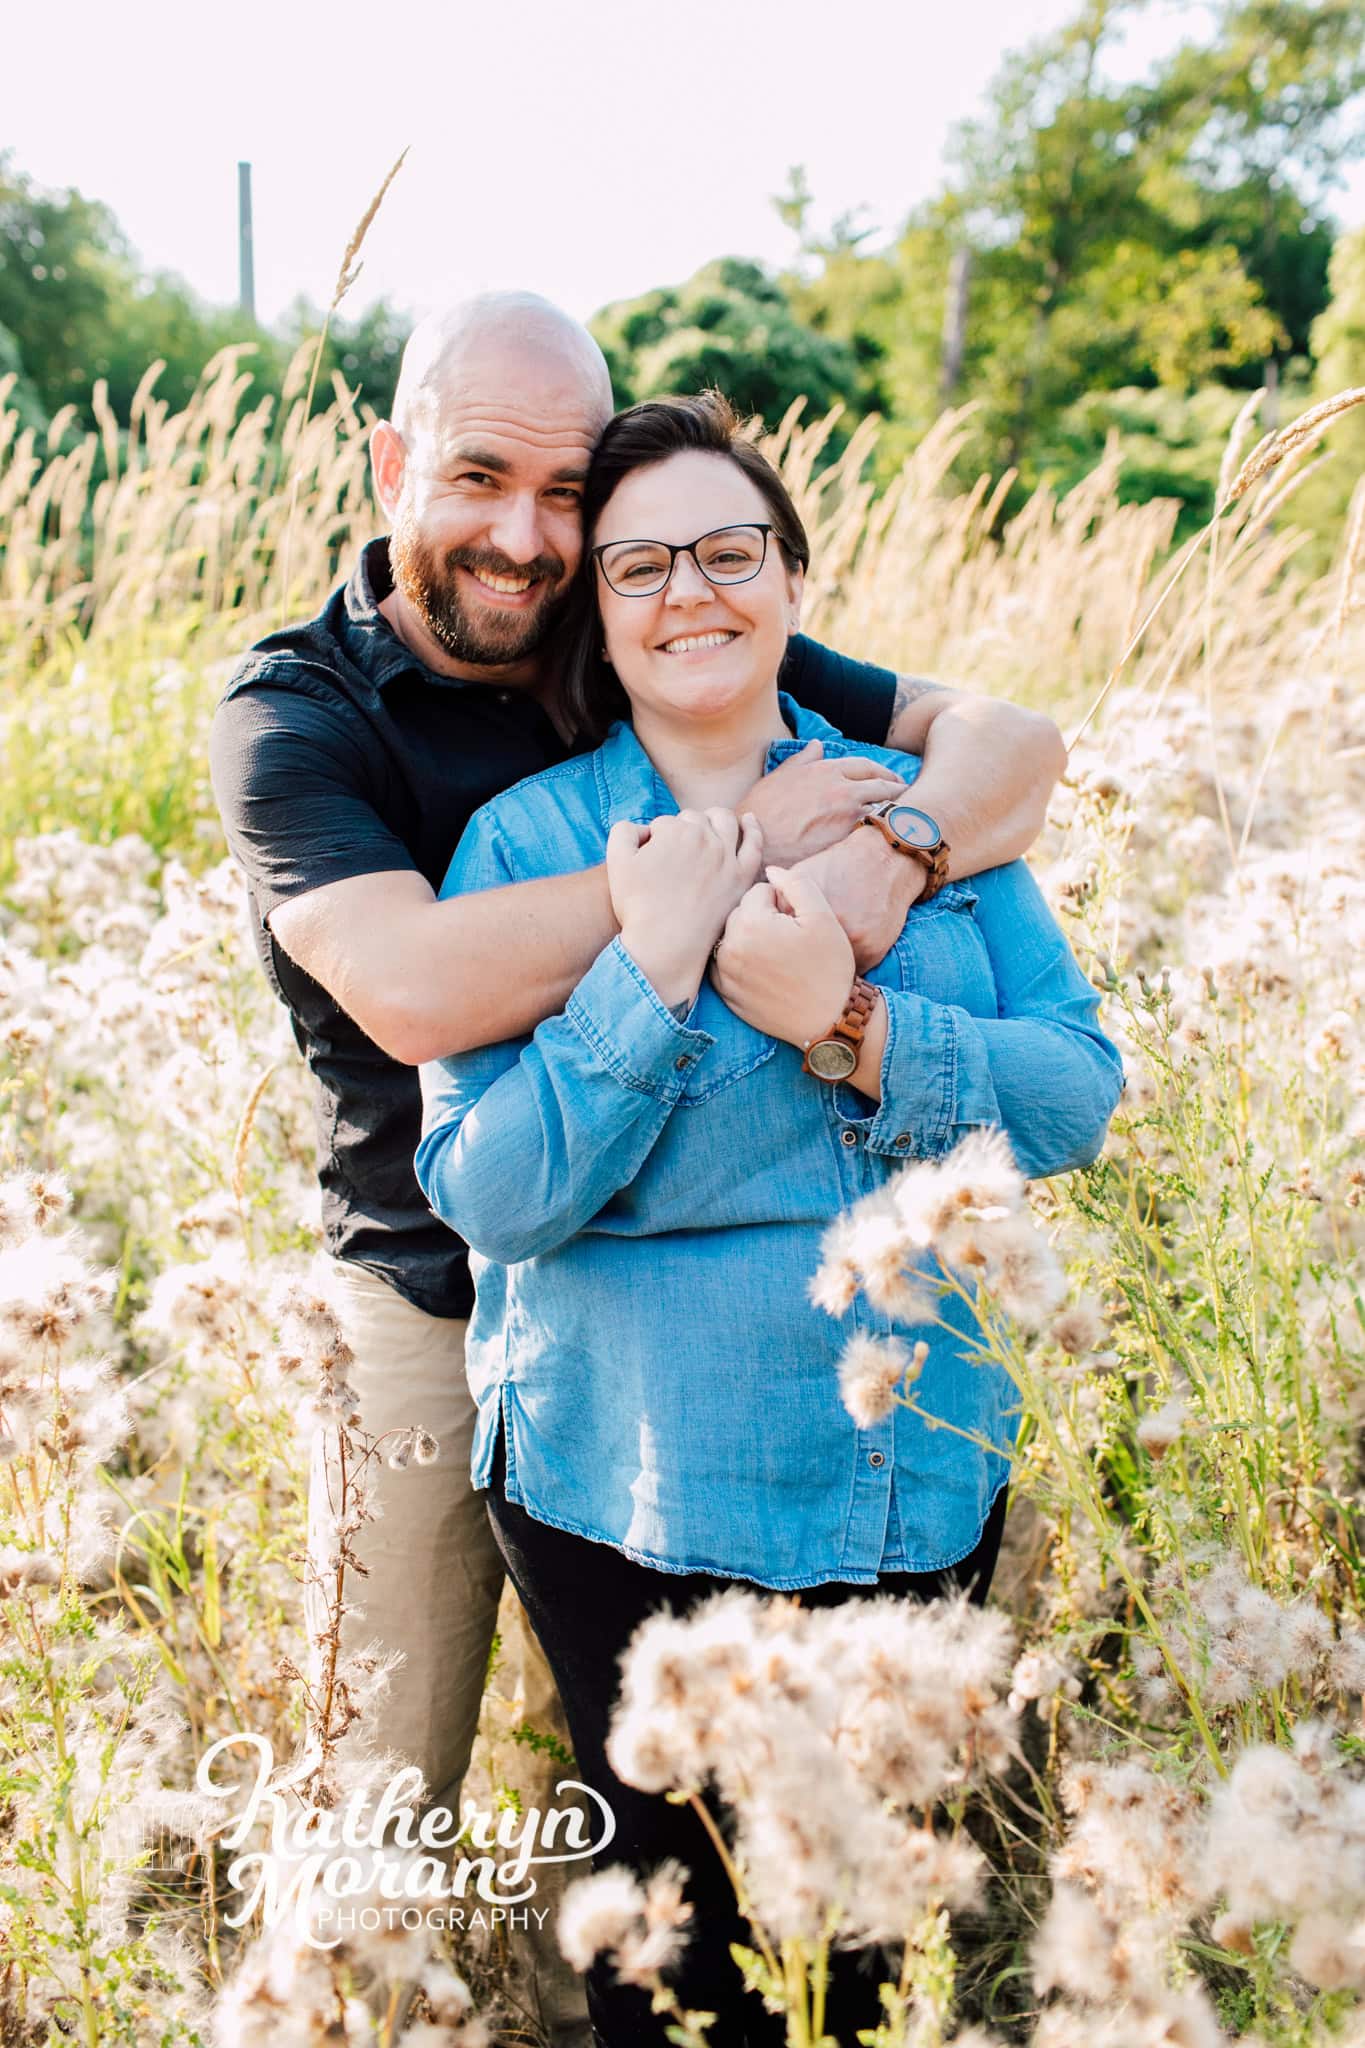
[372,300,613,679]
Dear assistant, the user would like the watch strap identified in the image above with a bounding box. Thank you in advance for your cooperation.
[802,977,879,1079]
[863,805,952,901]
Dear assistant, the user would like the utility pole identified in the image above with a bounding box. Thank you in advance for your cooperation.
[939,244,972,403]
[237,162,255,323]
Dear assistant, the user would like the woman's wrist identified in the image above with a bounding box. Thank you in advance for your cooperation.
[787,969,866,1054]
[848,988,888,1100]
[794,976,887,1101]
[617,926,706,1013]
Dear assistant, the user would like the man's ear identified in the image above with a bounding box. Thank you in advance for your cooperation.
[369,420,407,523]
[784,561,805,639]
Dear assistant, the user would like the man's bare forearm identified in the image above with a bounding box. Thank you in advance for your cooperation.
[401,865,618,1063]
[383,681,1063,1063]
[890,677,1066,877]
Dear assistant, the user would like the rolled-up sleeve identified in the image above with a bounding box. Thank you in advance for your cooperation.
[859,861,1124,1176]
[416,808,713,1265]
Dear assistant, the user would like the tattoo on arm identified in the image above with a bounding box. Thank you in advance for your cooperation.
[891,674,946,726]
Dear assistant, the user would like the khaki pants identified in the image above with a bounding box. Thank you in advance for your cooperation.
[305,1257,590,2045]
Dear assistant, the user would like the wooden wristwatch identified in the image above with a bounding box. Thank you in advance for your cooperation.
[802,977,879,1083]
[862,799,951,900]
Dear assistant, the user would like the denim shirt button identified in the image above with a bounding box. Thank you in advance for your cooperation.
[674,1055,691,1071]
[868,1450,886,1468]
[839,1128,858,1148]
[893,1133,912,1149]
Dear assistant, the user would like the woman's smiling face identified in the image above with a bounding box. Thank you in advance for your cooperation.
[593,450,804,730]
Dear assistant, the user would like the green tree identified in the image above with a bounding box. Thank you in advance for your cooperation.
[96,272,281,420]
[782,0,1361,515]
[591,257,865,431]
[1296,224,1365,557]
[0,319,47,433]
[0,153,411,438]
[275,293,410,419]
[332,297,409,419]
[0,155,132,420]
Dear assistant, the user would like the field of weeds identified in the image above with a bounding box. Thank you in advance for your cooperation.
[1,353,1363,2047]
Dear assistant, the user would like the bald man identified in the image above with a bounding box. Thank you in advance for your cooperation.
[209,292,1065,2042]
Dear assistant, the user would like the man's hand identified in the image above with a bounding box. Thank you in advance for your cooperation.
[711,866,856,1050]
[740,739,907,868]
[787,824,925,975]
[607,808,765,1012]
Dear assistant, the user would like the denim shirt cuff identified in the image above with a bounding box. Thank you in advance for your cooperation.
[857,992,1001,1157]
[565,936,714,1100]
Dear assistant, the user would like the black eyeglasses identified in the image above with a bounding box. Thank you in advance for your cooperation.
[591,523,773,597]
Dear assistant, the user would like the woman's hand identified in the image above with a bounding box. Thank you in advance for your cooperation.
[607,809,765,1011]
[710,865,857,1049]
[740,740,907,867]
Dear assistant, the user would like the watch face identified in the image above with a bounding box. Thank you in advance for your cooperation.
[808,1039,858,1081]
[885,803,942,852]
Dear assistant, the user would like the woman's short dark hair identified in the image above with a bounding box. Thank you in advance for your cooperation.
[558,391,811,742]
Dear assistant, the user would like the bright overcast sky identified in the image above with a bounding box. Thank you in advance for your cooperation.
[5,0,1364,330]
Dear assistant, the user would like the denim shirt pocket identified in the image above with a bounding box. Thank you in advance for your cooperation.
[677,977,780,1103]
[890,880,997,1012]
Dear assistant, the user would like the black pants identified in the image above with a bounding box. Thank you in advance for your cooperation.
[484,1434,1007,2048]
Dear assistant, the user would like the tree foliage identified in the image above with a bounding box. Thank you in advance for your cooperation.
[591,256,866,430]
[781,0,1361,523]
[0,153,408,438]
[1,0,1361,551]
[1295,223,1365,551]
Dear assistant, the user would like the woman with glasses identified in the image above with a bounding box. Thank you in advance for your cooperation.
[415,394,1122,2045]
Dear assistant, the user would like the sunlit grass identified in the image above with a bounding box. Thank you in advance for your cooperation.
[1,360,1364,2045]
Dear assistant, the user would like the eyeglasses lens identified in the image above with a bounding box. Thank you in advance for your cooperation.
[599,526,767,596]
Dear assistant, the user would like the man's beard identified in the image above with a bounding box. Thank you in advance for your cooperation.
[388,506,568,669]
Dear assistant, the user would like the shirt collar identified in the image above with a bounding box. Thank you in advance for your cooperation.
[593,691,847,828]
[336,537,428,690]
[343,534,532,695]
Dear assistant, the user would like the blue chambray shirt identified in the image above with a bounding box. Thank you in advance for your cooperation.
[415,695,1123,1590]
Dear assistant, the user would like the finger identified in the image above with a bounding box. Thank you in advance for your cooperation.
[606,819,643,860]
[838,756,908,783]
[736,810,765,887]
[855,777,911,803]
[765,865,836,925]
[703,806,741,854]
[605,819,643,899]
[733,880,778,919]
[857,786,910,816]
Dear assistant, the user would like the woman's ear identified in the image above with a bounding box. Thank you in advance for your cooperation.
[784,562,805,638]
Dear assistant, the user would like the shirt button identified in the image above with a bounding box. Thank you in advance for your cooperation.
[840,1128,858,1148]
[894,1133,912,1150]
[868,1450,886,1468]
[674,1055,691,1071]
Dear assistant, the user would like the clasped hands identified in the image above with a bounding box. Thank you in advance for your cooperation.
[605,740,923,1051]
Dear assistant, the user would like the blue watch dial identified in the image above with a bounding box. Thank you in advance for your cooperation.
[885,803,942,852]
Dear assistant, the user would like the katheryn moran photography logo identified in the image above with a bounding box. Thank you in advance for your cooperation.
[185,1733,614,1948]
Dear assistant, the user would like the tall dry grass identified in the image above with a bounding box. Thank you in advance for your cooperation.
[4,365,1356,691]
[0,346,374,664]
[2,355,1365,2047]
